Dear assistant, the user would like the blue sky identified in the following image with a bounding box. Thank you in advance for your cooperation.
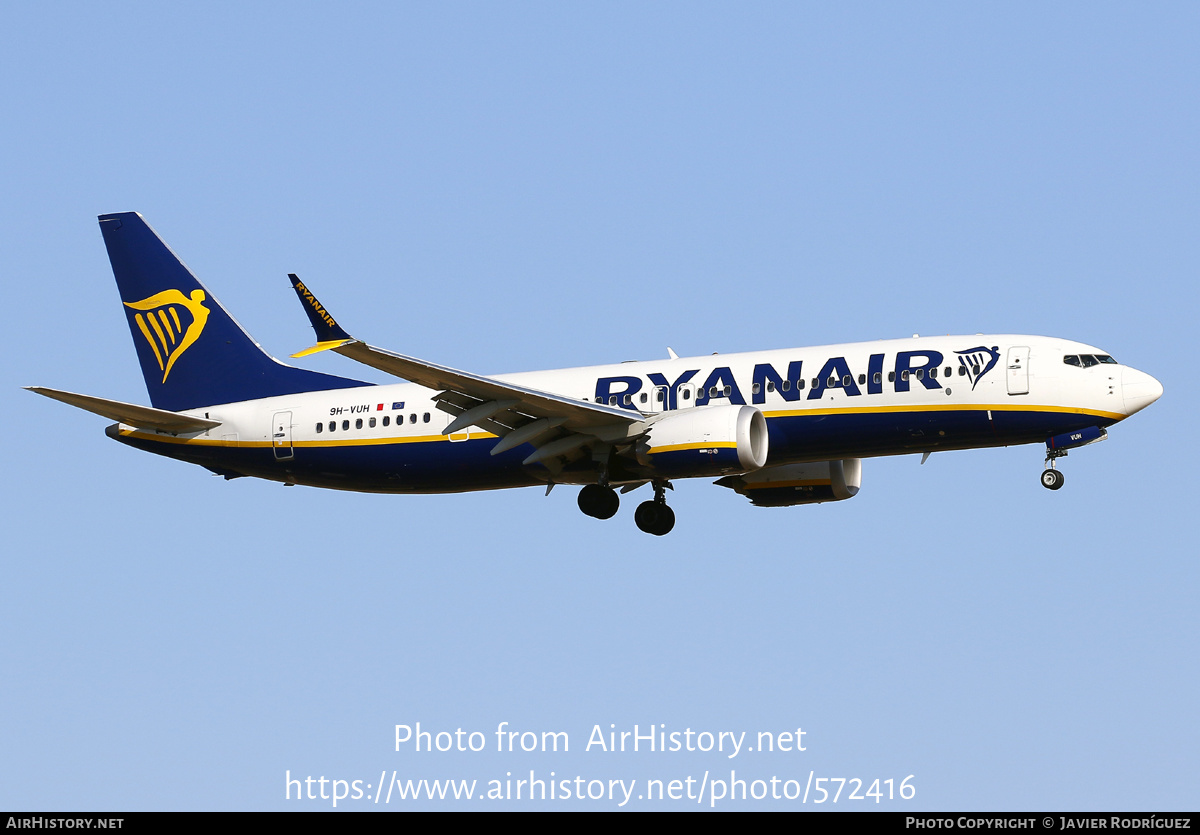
[2,3,1196,810]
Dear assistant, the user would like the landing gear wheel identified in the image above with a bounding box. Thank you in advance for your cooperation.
[635,500,676,536]
[1040,469,1065,490]
[578,484,619,519]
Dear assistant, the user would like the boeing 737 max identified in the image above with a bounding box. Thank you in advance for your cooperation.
[29,213,1163,535]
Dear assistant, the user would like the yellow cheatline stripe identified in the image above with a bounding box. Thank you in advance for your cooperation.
[291,340,352,358]
[168,306,182,333]
[157,309,176,345]
[118,429,499,447]
[133,314,165,371]
[649,441,738,454]
[762,403,1126,422]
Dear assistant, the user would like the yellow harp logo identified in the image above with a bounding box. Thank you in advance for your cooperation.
[124,289,211,383]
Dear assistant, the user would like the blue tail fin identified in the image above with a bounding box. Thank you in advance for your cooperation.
[99,212,370,411]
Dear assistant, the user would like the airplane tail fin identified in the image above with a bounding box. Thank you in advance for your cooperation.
[99,212,370,411]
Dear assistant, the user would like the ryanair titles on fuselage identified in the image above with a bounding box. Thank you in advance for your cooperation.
[593,345,1002,411]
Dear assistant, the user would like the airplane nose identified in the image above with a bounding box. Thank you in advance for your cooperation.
[1121,367,1163,416]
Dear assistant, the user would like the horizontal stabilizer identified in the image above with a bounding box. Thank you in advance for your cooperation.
[25,387,221,433]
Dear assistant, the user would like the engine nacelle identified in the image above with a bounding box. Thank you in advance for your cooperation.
[635,405,768,478]
[716,459,862,507]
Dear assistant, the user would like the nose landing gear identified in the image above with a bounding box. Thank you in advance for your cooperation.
[1041,448,1066,490]
[1040,466,1065,490]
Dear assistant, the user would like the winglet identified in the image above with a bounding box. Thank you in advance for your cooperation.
[288,273,355,357]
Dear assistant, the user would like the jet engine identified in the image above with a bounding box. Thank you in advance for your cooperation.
[634,405,768,478]
[716,459,862,507]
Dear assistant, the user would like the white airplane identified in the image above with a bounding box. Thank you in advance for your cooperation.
[29,212,1163,535]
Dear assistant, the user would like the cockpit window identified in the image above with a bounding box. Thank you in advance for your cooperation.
[1064,354,1118,368]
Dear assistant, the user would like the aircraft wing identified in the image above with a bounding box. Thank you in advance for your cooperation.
[26,386,221,433]
[287,275,642,467]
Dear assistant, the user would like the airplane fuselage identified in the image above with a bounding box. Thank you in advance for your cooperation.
[110,333,1154,493]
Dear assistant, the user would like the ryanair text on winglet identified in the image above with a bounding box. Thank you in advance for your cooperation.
[294,279,339,329]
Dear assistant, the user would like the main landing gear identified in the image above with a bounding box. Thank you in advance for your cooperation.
[577,483,619,519]
[577,480,676,535]
[634,482,675,537]
[1041,448,1066,490]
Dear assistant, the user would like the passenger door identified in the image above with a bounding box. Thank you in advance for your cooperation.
[1006,347,1030,395]
[271,411,294,460]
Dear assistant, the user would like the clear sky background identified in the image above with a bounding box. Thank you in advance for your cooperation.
[2,3,1196,811]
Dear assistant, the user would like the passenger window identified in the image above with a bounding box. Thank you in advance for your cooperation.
[930,368,937,379]
[382,416,390,427]
[369,417,376,428]
[944,367,952,377]
[656,390,665,403]
[781,380,790,392]
[328,421,336,432]
[723,386,732,396]
[915,369,923,380]
[342,420,349,431]
[873,372,881,384]
[316,423,323,433]
[623,394,632,405]
[827,376,837,387]
[900,370,909,381]
[811,378,819,388]
[958,366,966,376]
[766,381,774,392]
[640,392,648,403]
[608,396,617,406]
[858,374,866,385]
[410,413,417,424]
[888,372,895,383]
[356,418,363,429]
[842,375,852,386]
[423,413,431,423]
[682,389,691,400]
[797,379,805,389]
